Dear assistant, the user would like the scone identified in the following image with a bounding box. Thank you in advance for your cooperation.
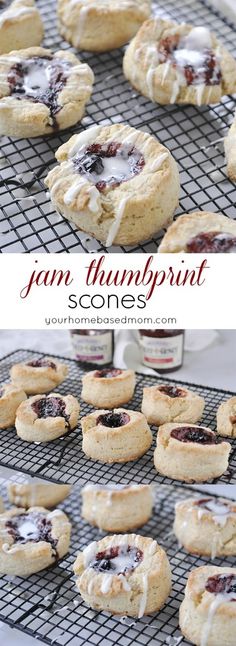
[158,211,236,252]
[217,397,236,437]
[0,383,27,429]
[81,409,152,462]
[123,19,236,106]
[73,534,171,617]
[8,482,71,509]
[0,0,44,55]
[81,368,135,408]
[0,506,71,575]
[10,357,68,394]
[45,123,180,247]
[58,0,151,52]
[179,565,236,646]
[15,393,80,442]
[174,496,236,558]
[154,423,231,482]
[0,47,94,137]
[82,483,154,531]
[224,114,236,181]
[141,383,204,426]
[0,497,4,513]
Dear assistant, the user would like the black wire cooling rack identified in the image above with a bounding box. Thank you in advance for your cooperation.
[0,348,235,485]
[0,476,235,646]
[0,0,236,253]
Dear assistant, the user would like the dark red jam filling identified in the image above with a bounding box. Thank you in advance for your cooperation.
[27,359,56,369]
[158,34,221,86]
[96,412,130,428]
[186,231,236,253]
[158,385,185,398]
[7,56,71,131]
[32,396,70,429]
[206,574,236,597]
[89,545,143,575]
[170,426,219,444]
[5,512,58,558]
[94,368,123,379]
[72,142,145,192]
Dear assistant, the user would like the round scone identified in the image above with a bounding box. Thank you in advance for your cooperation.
[174,496,236,558]
[45,123,180,247]
[10,357,68,395]
[179,565,236,646]
[15,393,80,442]
[81,483,154,531]
[0,47,94,137]
[0,506,71,575]
[0,0,44,55]
[8,482,71,509]
[158,211,236,253]
[81,409,152,463]
[154,423,231,482]
[217,397,236,437]
[0,383,27,429]
[73,534,171,617]
[123,19,236,106]
[81,368,135,408]
[141,383,204,426]
[225,114,236,181]
[58,0,151,52]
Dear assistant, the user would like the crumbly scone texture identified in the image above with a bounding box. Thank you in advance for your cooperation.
[82,484,153,531]
[0,46,94,137]
[0,0,44,55]
[123,18,236,106]
[15,392,80,442]
[180,565,236,646]
[73,533,171,616]
[0,506,71,575]
[141,384,205,425]
[8,482,71,508]
[45,123,180,247]
[158,211,236,252]
[81,369,136,408]
[154,423,231,482]
[224,115,236,181]
[58,0,151,52]
[0,383,27,429]
[174,497,236,557]
[217,397,236,437]
[10,358,69,394]
[81,408,153,463]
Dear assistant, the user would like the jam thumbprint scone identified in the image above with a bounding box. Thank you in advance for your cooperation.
[15,393,80,442]
[81,409,152,463]
[8,482,71,509]
[73,534,171,617]
[58,0,151,52]
[45,123,180,247]
[141,383,205,426]
[0,506,71,575]
[174,497,236,558]
[0,0,44,55]
[0,383,26,429]
[179,566,236,646]
[154,424,231,482]
[123,20,236,106]
[217,397,236,437]
[158,211,236,253]
[10,357,68,394]
[0,47,94,137]
[224,114,236,181]
[82,483,154,532]
[81,368,135,409]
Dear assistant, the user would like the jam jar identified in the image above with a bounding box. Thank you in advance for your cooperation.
[139,329,184,373]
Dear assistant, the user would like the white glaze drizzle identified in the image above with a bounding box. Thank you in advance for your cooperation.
[105,195,129,247]
[200,588,236,646]
[0,4,36,27]
[138,574,148,618]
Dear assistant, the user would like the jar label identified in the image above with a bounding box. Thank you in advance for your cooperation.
[141,334,183,369]
[71,332,113,365]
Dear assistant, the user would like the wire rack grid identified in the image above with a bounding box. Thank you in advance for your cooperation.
[0,476,236,646]
[0,0,236,253]
[0,348,235,485]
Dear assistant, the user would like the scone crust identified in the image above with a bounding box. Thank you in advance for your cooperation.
[0,382,27,429]
[0,506,71,575]
[0,0,44,55]
[10,357,69,394]
[8,482,71,509]
[0,47,94,137]
[81,408,152,462]
[81,369,135,408]
[224,116,236,181]
[58,0,151,52]
[158,211,236,252]
[217,397,236,437]
[141,384,205,425]
[174,497,236,557]
[73,533,171,617]
[45,123,180,247]
[15,393,80,442]
[123,18,236,106]
[82,483,154,531]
